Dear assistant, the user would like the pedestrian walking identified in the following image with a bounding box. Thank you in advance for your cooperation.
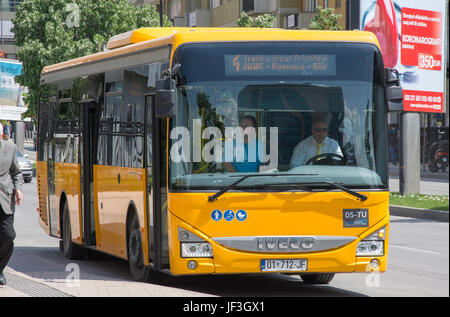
[0,123,23,286]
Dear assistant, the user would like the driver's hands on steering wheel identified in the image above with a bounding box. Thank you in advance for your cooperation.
[305,153,347,166]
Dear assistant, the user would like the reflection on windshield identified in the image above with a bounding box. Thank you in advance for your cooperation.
[169,80,387,190]
[169,43,387,191]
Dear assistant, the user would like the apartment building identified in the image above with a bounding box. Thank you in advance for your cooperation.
[0,0,22,59]
[0,1,347,60]
[144,0,347,29]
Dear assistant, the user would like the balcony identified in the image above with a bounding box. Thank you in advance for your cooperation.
[243,0,276,15]
[186,9,211,27]
[142,0,160,5]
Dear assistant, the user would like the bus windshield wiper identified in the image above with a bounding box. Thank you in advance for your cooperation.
[251,181,368,201]
[208,173,318,202]
[279,181,368,201]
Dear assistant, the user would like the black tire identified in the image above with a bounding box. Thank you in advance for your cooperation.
[24,177,32,183]
[127,214,151,282]
[428,162,439,173]
[300,273,335,284]
[62,201,85,260]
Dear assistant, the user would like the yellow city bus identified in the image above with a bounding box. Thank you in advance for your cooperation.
[37,27,402,283]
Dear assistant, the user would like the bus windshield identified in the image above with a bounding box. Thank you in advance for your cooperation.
[170,42,388,191]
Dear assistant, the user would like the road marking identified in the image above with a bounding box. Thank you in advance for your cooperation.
[389,244,442,255]
[4,272,73,297]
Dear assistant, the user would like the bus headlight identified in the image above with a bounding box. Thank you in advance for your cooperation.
[356,226,386,256]
[178,227,213,258]
[356,241,384,256]
[181,242,213,258]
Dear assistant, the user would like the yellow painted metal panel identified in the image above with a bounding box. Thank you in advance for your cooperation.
[94,165,147,261]
[167,191,389,275]
[54,162,82,242]
[169,191,388,238]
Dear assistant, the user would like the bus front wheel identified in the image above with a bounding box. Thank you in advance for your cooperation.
[127,214,151,282]
[300,273,335,284]
[62,201,85,260]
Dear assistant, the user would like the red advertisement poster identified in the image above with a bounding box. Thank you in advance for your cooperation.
[401,8,442,68]
[403,89,444,112]
[361,1,446,113]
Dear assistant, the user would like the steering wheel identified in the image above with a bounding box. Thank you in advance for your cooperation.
[305,153,347,166]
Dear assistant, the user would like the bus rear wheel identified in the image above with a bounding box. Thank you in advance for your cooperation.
[127,214,151,282]
[300,273,335,284]
[62,201,85,260]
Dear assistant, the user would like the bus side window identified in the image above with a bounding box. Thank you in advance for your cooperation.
[124,67,150,168]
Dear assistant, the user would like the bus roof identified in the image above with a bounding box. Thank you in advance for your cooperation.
[41,27,380,76]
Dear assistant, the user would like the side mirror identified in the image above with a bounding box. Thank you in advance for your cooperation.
[155,78,176,118]
[385,68,403,112]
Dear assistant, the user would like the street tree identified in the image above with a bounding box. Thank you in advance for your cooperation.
[309,6,342,30]
[12,0,172,122]
[236,11,275,28]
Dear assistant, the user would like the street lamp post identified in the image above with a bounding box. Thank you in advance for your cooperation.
[160,0,163,27]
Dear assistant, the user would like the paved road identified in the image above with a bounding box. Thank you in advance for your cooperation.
[0,177,448,298]
[389,176,449,196]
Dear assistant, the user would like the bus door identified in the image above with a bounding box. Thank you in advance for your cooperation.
[80,102,97,246]
[144,95,169,270]
[47,101,57,236]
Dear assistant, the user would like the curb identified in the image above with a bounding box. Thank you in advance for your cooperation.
[390,205,449,222]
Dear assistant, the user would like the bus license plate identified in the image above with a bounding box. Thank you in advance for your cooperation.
[261,259,307,272]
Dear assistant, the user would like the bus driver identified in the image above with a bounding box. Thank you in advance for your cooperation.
[290,116,343,168]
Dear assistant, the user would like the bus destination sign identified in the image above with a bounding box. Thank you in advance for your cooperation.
[225,54,336,76]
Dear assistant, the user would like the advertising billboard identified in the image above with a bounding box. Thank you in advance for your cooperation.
[360,0,447,113]
[0,59,29,121]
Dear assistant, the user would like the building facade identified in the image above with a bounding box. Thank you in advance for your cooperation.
[1,1,347,60]
[144,0,347,29]
[0,0,22,59]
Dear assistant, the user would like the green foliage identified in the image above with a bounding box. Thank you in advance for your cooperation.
[390,192,449,211]
[309,6,342,30]
[236,11,274,28]
[12,0,172,122]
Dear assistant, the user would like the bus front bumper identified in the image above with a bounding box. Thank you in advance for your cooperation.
[167,215,389,276]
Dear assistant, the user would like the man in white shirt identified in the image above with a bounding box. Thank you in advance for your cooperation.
[290,117,343,168]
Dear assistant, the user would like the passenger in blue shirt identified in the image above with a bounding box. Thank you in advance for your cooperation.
[223,116,263,173]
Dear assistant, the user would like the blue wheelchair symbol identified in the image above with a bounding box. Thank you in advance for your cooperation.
[224,210,235,221]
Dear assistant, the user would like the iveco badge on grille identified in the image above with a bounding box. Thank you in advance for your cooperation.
[257,237,315,251]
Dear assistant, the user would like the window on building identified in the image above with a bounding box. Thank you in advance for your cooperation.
[303,0,316,12]
[170,0,182,18]
[0,0,24,12]
[210,0,221,9]
[243,0,254,12]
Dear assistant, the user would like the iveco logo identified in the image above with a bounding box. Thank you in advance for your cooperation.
[257,237,315,251]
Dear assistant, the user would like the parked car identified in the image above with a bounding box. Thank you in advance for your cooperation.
[17,151,33,183]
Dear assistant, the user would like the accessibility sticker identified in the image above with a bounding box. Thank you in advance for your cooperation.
[236,210,247,221]
[212,209,248,222]
[223,210,235,221]
[211,209,222,221]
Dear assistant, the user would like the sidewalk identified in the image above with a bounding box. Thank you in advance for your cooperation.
[388,163,449,222]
